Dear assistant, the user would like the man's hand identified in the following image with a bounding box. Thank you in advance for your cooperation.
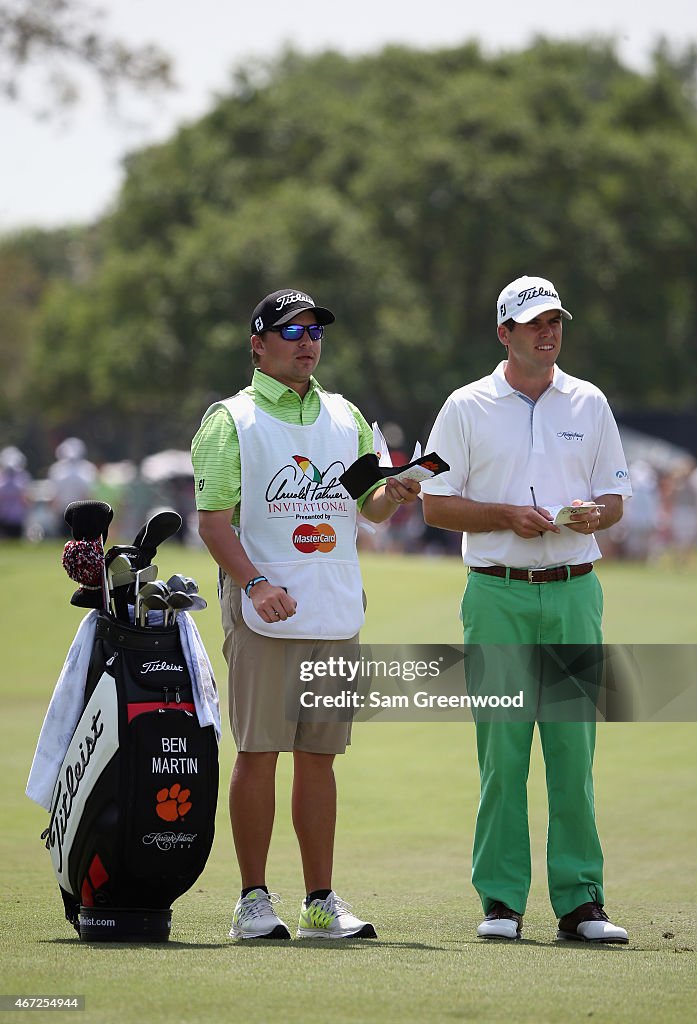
[197,508,298,622]
[564,499,603,536]
[384,477,421,507]
[249,581,297,624]
[509,505,561,539]
[360,476,421,523]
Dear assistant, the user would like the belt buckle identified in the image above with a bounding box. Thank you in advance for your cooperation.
[527,568,546,584]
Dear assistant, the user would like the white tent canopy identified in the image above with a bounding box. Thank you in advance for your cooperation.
[140,450,194,482]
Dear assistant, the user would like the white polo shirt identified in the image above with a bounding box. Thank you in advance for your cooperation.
[421,362,632,569]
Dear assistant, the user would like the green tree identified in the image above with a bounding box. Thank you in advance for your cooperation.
[0,226,95,465]
[22,39,697,459]
[0,0,172,112]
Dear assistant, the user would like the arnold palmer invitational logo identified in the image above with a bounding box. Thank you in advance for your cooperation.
[265,454,350,517]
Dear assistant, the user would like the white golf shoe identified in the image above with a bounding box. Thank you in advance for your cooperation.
[296,891,377,939]
[477,901,523,940]
[229,889,290,940]
[557,901,628,943]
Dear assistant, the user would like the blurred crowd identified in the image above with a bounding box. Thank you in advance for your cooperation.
[0,439,198,545]
[597,457,697,565]
[2,435,697,565]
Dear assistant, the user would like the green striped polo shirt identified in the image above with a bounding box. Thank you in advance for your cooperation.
[191,369,377,515]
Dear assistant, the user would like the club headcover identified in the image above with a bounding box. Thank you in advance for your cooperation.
[70,586,103,608]
[62,539,104,586]
[132,510,182,566]
[64,500,113,542]
[104,545,140,570]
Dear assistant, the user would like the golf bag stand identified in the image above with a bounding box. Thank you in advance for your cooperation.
[43,614,219,942]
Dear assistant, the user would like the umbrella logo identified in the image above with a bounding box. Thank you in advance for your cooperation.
[293,455,323,483]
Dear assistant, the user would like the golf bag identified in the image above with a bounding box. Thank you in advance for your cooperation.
[43,613,219,942]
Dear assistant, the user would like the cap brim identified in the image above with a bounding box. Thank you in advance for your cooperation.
[513,303,572,323]
[275,304,335,326]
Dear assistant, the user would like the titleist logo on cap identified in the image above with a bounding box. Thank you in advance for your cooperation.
[496,275,572,325]
[276,291,316,310]
[250,288,335,334]
[514,284,559,307]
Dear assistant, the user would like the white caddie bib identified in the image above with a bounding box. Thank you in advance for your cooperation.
[221,391,364,639]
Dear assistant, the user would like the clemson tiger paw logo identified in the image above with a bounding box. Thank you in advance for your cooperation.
[156,783,192,821]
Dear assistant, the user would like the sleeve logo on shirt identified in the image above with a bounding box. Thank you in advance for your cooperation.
[198,478,205,491]
[615,469,629,480]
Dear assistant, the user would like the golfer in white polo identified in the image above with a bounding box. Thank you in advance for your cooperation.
[421,275,632,943]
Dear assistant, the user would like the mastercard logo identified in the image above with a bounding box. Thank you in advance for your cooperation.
[292,523,336,553]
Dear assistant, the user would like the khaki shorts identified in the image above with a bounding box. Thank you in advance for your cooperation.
[220,573,356,754]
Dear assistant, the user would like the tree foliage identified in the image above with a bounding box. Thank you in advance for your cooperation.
[0,0,172,111]
[0,226,102,466]
[11,38,697,459]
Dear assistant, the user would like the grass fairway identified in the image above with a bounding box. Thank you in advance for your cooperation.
[1,543,696,1023]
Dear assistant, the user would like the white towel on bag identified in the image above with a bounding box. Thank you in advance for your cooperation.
[176,611,221,742]
[26,610,99,810]
[26,611,221,811]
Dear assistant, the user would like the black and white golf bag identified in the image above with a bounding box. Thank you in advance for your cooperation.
[42,614,219,942]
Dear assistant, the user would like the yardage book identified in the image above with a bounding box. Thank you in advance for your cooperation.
[547,503,605,526]
[340,452,450,500]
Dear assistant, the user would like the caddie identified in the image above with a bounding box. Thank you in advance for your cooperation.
[192,288,419,941]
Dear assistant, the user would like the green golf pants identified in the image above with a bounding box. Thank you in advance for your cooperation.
[462,568,605,918]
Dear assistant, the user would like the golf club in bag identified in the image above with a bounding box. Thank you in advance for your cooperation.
[37,502,220,942]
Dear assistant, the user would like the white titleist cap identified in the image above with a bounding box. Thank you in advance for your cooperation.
[497,275,573,326]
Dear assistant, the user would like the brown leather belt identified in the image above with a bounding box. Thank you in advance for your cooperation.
[470,563,594,584]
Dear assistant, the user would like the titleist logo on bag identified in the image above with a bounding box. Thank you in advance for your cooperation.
[44,674,119,882]
[140,660,185,675]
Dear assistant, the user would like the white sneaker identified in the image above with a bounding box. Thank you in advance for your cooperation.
[229,889,290,940]
[296,891,377,939]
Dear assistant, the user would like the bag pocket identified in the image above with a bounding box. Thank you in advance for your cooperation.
[119,707,218,905]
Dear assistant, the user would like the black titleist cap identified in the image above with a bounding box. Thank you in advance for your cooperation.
[250,289,335,334]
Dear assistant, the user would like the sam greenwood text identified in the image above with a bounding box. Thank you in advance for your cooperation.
[300,690,525,709]
[296,655,524,711]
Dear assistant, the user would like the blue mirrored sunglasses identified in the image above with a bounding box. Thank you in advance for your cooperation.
[268,324,324,341]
